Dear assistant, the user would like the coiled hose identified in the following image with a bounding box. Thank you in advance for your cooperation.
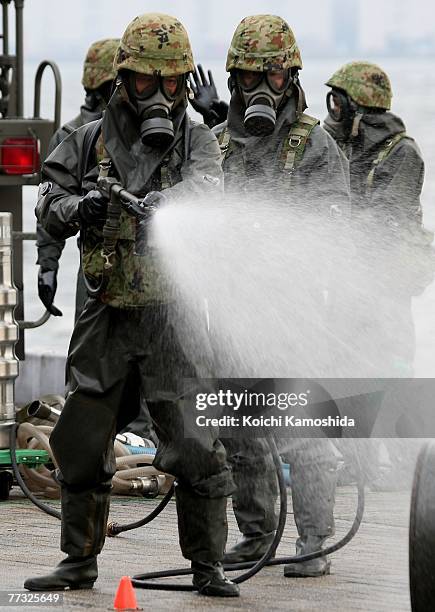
[9,422,173,519]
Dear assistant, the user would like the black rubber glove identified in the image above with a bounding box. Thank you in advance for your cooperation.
[78,189,109,226]
[189,65,229,128]
[37,267,63,316]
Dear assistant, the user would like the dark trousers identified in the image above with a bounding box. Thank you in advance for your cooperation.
[50,299,234,561]
[76,275,156,441]
[225,437,337,538]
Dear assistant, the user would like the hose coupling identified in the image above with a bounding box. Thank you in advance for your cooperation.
[129,475,160,498]
[106,521,121,537]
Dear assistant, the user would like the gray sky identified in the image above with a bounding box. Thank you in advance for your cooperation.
[20,0,435,62]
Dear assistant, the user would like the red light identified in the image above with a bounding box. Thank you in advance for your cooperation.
[1,138,40,175]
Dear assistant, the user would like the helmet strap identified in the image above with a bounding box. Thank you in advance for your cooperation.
[227,74,236,93]
[351,112,364,138]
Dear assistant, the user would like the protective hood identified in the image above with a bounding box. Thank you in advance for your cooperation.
[325,110,406,159]
[356,111,406,150]
[323,114,350,148]
[101,82,187,195]
[79,93,106,125]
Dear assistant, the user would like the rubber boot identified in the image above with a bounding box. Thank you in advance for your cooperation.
[223,532,275,564]
[24,556,97,591]
[284,536,331,578]
[192,561,240,597]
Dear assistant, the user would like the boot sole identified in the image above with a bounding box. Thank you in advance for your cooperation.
[24,581,95,591]
[284,565,331,578]
[197,586,240,597]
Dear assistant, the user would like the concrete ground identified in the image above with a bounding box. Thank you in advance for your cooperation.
[1,486,412,612]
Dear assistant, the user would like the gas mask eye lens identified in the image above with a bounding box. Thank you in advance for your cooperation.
[266,69,289,93]
[162,75,182,100]
[134,73,158,99]
[237,70,263,91]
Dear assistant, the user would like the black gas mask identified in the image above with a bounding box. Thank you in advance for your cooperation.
[126,71,186,147]
[85,80,115,112]
[233,68,291,136]
[326,88,362,139]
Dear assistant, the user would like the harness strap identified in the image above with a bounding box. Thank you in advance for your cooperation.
[280,113,319,174]
[367,131,408,188]
[218,112,320,177]
[218,127,231,160]
[79,118,103,191]
[160,158,171,190]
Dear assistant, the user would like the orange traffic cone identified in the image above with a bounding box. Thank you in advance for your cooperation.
[113,576,139,611]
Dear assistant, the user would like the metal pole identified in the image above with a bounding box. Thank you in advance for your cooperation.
[2,0,9,55]
[14,0,23,116]
[33,60,62,129]
[0,213,19,449]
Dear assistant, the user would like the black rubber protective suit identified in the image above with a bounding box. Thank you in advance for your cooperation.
[36,88,234,562]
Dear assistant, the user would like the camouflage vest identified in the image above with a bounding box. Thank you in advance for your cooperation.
[81,128,180,308]
[367,131,408,189]
[218,113,319,178]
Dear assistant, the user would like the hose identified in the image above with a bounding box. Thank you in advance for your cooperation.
[115,454,155,468]
[131,436,365,591]
[107,484,175,537]
[10,418,365,592]
[131,436,287,591]
[9,423,61,520]
[227,477,365,570]
[9,422,173,526]
[14,421,171,496]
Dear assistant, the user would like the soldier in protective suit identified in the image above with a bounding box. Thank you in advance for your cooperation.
[24,13,239,597]
[37,38,119,320]
[324,62,434,489]
[324,61,434,377]
[36,37,156,442]
[213,15,350,577]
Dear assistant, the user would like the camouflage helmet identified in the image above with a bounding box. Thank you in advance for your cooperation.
[326,61,392,110]
[114,13,195,77]
[82,39,119,90]
[226,15,302,73]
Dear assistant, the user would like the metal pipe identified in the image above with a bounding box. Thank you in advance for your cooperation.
[33,60,62,130]
[12,231,36,241]
[25,400,61,422]
[17,309,50,329]
[14,0,23,116]
[0,213,19,449]
[2,0,9,55]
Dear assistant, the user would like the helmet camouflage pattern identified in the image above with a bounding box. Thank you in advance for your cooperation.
[326,61,392,110]
[114,13,195,76]
[82,39,119,90]
[226,14,302,72]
